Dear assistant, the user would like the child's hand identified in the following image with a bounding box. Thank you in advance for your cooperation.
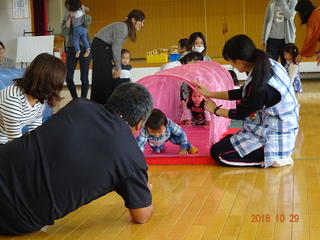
[179,149,188,155]
[112,69,121,79]
[185,120,192,126]
[204,99,217,114]
[205,121,211,126]
[179,100,186,112]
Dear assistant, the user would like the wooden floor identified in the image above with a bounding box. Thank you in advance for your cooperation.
[1,80,320,240]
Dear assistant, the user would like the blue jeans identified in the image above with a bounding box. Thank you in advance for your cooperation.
[66,46,91,98]
[73,25,90,53]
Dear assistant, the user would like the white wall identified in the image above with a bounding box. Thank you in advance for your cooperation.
[71,62,320,85]
[0,0,32,61]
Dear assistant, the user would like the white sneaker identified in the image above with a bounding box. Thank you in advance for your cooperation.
[271,157,294,168]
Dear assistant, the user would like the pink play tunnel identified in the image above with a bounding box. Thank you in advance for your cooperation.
[137,61,236,144]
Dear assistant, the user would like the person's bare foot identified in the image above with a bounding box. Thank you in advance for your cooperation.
[83,49,90,57]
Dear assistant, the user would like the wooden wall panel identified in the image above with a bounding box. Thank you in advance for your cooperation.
[81,0,116,40]
[244,0,269,48]
[206,1,225,58]
[118,0,206,59]
[206,0,244,58]
[78,0,320,59]
[82,0,205,59]
[225,0,245,40]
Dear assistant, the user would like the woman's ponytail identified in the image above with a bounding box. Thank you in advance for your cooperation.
[251,49,272,94]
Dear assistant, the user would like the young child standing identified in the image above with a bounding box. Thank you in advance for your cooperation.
[181,88,211,126]
[64,0,90,58]
[136,109,198,155]
[178,38,189,59]
[284,43,302,93]
[179,52,204,112]
[113,49,132,89]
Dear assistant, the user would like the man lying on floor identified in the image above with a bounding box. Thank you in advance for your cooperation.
[0,83,154,235]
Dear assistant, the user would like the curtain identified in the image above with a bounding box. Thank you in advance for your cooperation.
[32,0,49,35]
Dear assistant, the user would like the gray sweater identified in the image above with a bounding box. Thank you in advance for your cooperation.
[262,0,297,44]
[0,57,15,69]
[95,22,128,70]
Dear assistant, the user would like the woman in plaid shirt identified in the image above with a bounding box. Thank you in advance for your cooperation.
[196,34,299,168]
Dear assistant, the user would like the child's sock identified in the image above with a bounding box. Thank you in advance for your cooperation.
[187,146,198,154]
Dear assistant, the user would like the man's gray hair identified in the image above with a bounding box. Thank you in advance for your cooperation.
[106,83,153,126]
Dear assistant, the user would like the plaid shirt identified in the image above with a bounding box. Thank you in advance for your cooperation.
[136,119,191,152]
[230,59,299,168]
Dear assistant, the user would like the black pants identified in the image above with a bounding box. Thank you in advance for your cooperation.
[113,78,131,90]
[65,46,91,99]
[90,37,114,104]
[210,134,264,167]
[266,38,286,66]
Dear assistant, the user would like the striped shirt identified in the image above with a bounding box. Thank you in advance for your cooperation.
[0,84,44,144]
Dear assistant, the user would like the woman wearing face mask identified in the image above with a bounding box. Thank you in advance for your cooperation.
[90,9,145,104]
[187,32,211,61]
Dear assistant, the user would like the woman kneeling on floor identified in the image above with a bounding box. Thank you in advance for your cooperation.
[196,34,299,168]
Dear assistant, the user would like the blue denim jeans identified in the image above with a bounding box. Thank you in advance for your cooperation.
[73,25,90,53]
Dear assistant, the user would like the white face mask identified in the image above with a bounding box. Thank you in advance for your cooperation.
[192,46,205,53]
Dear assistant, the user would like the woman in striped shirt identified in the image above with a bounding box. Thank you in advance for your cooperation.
[0,53,66,144]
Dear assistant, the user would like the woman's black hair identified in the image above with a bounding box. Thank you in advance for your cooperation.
[180,51,204,64]
[0,41,4,49]
[65,0,81,11]
[228,70,240,86]
[222,34,272,94]
[295,0,317,24]
[284,43,299,64]
[187,32,207,55]
[124,9,145,42]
